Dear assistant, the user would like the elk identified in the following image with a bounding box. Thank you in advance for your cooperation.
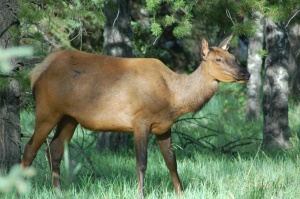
[21,34,250,197]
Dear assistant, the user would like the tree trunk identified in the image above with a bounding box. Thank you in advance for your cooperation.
[0,80,21,173]
[103,0,133,57]
[0,0,21,174]
[97,0,133,151]
[246,13,264,121]
[288,23,300,97]
[262,18,290,149]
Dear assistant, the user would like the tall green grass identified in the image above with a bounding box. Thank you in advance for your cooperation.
[2,82,298,198]
[3,149,300,198]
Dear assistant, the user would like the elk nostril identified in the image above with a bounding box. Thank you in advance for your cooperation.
[238,71,250,81]
[236,71,250,83]
[245,72,251,79]
[240,71,250,79]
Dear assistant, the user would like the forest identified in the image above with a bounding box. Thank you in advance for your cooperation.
[1,0,300,198]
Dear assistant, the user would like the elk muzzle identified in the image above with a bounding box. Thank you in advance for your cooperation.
[236,68,250,83]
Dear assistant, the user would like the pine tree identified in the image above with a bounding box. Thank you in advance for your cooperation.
[246,1,299,149]
[97,0,133,151]
[206,0,300,149]
[246,12,264,121]
[262,18,290,148]
[289,22,300,97]
[0,0,21,173]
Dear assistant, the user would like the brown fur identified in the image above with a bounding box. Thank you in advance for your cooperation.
[21,36,250,197]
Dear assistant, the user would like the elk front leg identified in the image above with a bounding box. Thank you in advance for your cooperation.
[156,129,183,194]
[133,124,150,198]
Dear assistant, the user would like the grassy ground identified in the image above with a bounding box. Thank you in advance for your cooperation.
[2,83,300,198]
[3,149,300,199]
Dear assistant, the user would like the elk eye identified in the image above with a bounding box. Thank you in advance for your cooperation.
[216,58,222,62]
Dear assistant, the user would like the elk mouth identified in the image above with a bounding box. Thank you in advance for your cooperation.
[236,79,249,83]
[236,72,251,83]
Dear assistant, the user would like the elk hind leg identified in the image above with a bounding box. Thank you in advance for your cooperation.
[21,112,62,168]
[46,115,78,191]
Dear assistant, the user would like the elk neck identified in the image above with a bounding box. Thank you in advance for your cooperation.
[169,61,219,116]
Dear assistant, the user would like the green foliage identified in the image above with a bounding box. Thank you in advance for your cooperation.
[150,21,163,36]
[163,15,176,26]
[259,0,300,22]
[0,47,33,74]
[17,0,105,52]
[231,20,257,36]
[198,0,237,34]
[0,166,35,194]
[257,49,268,58]
[146,0,196,39]
[173,20,192,38]
[18,3,44,24]
[236,0,300,24]
[146,0,161,13]
[198,0,299,39]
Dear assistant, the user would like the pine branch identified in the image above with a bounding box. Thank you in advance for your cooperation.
[21,35,58,49]
[0,20,19,39]
[226,9,235,25]
[285,9,300,28]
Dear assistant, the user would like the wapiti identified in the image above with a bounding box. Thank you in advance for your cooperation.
[21,34,250,197]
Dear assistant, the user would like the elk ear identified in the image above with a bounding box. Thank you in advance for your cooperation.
[218,33,234,51]
[201,38,209,60]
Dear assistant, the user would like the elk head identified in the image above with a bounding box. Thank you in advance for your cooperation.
[201,34,250,83]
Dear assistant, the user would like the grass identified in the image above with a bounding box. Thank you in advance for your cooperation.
[2,149,300,199]
[2,82,300,198]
